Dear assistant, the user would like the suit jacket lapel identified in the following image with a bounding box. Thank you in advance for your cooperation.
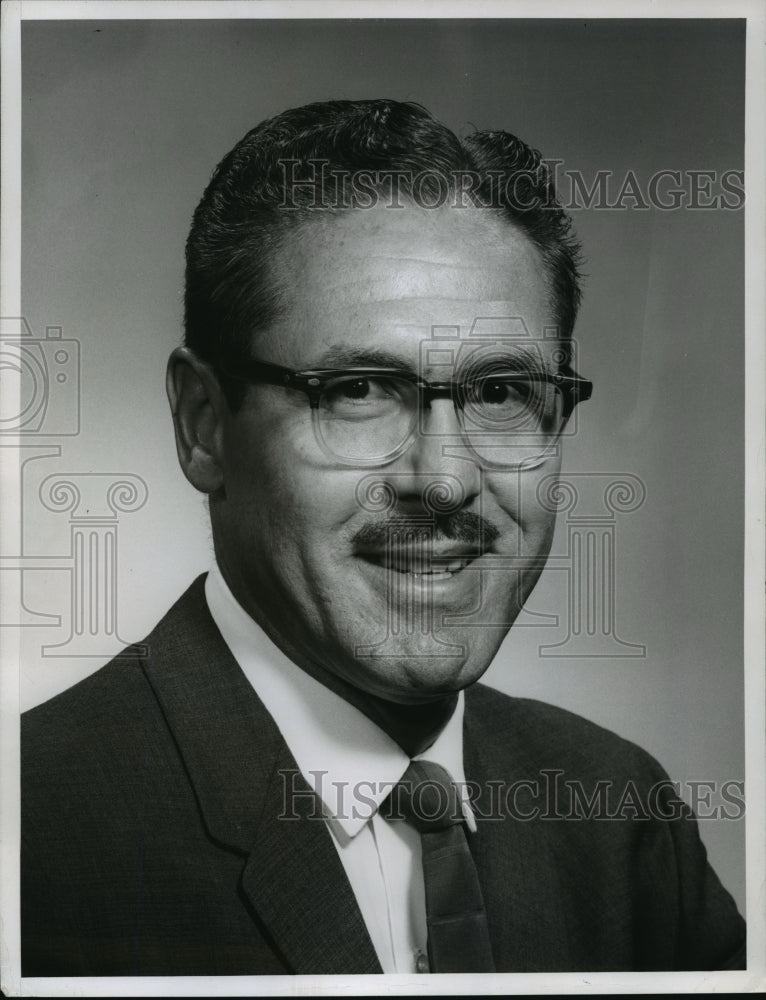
[141,576,381,974]
[241,746,381,974]
[464,686,572,971]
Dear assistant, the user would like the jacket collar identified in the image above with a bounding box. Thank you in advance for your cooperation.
[140,575,381,974]
[204,563,476,836]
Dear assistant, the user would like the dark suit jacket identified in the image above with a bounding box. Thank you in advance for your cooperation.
[21,576,745,975]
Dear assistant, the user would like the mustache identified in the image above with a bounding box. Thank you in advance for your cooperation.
[352,511,500,551]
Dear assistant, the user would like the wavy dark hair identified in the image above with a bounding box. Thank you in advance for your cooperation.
[185,99,583,406]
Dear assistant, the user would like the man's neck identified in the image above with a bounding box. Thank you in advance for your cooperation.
[250,614,459,758]
[212,560,460,758]
[305,675,459,759]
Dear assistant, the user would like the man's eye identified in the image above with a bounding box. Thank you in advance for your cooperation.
[323,376,401,413]
[478,378,530,407]
[339,378,373,400]
[482,380,513,405]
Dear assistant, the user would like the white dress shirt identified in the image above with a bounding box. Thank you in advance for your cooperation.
[204,564,475,974]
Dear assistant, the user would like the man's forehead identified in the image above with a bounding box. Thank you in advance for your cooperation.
[263,292,559,368]
[259,204,556,367]
[315,314,555,350]
[312,306,550,339]
[313,325,561,376]
[274,203,546,298]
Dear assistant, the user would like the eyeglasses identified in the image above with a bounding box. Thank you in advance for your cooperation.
[218,358,593,469]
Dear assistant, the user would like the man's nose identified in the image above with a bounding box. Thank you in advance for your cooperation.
[387,399,482,512]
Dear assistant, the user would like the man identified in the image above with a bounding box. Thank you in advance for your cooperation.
[21,99,745,975]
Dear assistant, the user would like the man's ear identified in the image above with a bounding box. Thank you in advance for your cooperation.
[166,347,229,494]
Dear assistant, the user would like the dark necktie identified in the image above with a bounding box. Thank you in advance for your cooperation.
[382,759,495,973]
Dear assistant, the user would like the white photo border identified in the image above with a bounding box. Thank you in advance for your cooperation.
[1,1,764,995]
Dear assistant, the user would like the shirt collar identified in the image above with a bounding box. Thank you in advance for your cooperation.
[204,564,475,838]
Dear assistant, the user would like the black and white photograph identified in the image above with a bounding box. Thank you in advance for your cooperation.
[1,1,763,995]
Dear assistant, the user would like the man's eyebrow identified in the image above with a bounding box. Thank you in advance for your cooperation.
[490,343,559,375]
[308,346,416,371]
[305,342,561,376]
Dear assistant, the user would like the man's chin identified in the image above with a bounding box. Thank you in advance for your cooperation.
[340,633,498,705]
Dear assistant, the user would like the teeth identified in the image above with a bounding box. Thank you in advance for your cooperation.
[364,554,474,576]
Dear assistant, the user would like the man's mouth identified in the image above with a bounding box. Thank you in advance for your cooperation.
[351,512,499,581]
[357,548,482,579]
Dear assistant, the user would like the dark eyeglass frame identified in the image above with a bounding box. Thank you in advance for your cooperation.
[217,358,594,419]
[217,357,593,469]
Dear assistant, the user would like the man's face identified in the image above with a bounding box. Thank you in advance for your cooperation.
[211,205,562,705]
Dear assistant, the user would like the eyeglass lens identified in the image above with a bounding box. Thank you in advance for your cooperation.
[312,373,565,467]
